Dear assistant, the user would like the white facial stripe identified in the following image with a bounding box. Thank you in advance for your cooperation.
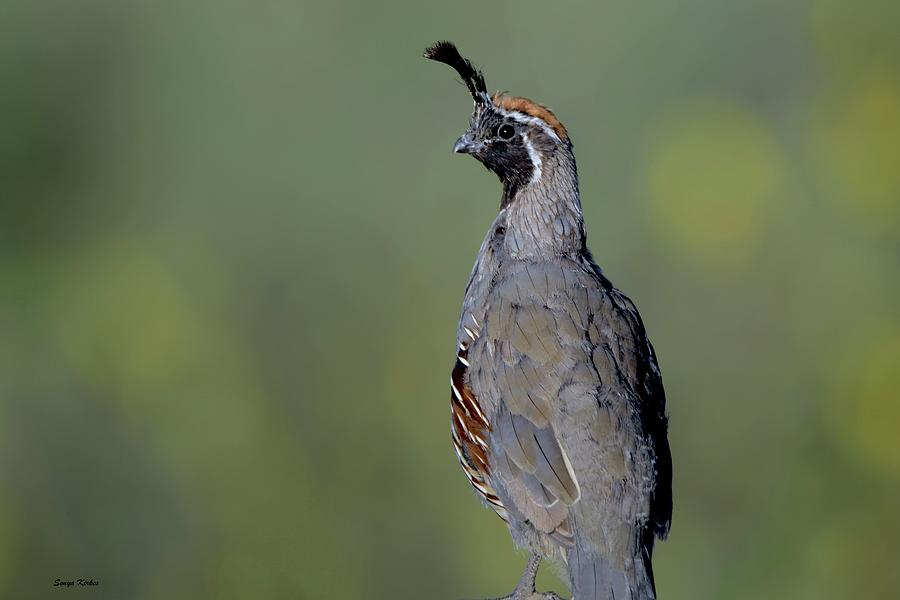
[495,107,562,143]
[522,133,543,186]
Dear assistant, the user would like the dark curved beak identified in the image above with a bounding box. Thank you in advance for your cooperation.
[453,132,481,154]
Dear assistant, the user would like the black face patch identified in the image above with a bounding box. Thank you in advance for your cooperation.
[466,111,535,204]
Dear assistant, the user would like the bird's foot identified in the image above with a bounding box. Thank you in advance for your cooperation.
[478,554,566,600]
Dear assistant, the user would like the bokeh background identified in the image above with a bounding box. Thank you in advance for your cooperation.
[2,0,899,598]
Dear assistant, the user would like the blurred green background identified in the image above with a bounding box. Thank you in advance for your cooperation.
[2,0,899,598]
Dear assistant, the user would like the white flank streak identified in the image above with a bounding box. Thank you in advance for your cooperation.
[470,314,480,328]
[469,397,488,424]
[457,355,470,367]
[453,444,465,462]
[472,480,489,494]
[522,134,542,186]
[450,380,467,412]
[463,327,476,341]
[455,412,475,441]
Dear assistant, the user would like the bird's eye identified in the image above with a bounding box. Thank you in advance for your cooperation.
[497,124,515,140]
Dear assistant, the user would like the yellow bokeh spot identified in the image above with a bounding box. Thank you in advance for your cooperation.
[644,103,785,267]
[826,320,900,479]
[811,65,900,231]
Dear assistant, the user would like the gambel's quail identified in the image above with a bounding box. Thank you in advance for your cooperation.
[424,41,672,600]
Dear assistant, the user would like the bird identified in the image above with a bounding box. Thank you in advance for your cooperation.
[424,41,672,600]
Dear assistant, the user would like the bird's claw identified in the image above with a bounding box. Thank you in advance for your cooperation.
[473,554,566,600]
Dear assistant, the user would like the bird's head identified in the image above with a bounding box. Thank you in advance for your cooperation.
[424,41,572,202]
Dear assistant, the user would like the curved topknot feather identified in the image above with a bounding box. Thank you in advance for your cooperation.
[424,40,488,105]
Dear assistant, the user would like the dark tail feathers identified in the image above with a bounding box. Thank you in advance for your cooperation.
[569,541,656,600]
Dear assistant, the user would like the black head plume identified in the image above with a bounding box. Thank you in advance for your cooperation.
[424,40,489,106]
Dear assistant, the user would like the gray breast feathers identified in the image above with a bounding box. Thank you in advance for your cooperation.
[461,258,667,554]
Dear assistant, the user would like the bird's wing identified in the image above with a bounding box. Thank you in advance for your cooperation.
[466,259,669,549]
[604,286,672,540]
